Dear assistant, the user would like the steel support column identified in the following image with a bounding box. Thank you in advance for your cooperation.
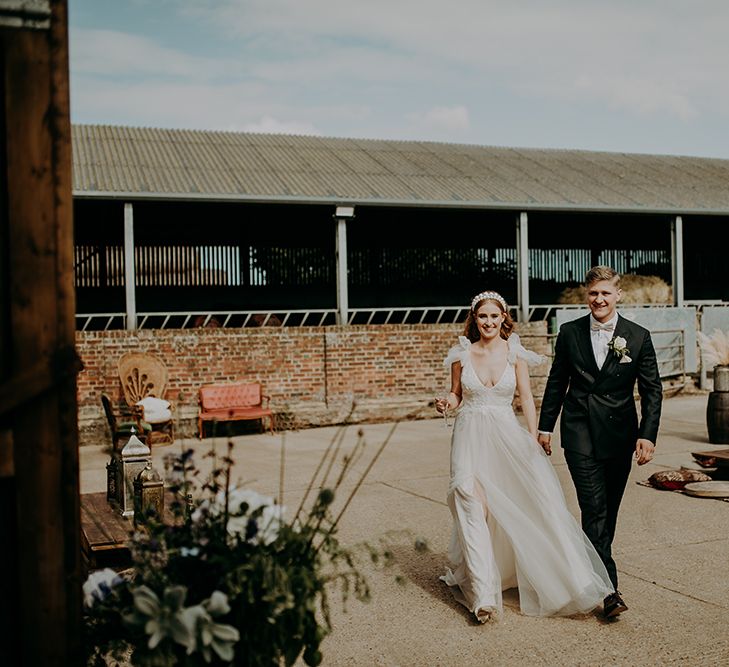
[516,211,529,322]
[123,202,137,330]
[671,215,684,308]
[334,207,353,325]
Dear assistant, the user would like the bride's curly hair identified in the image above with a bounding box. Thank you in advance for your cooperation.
[463,294,514,343]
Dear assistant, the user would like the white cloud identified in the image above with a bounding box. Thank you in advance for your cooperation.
[183,0,729,119]
[236,116,322,135]
[69,27,233,80]
[245,44,435,86]
[70,80,271,130]
[410,106,470,134]
[70,76,369,137]
[574,75,697,120]
[69,0,729,156]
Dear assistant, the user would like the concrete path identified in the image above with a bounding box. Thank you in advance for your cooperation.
[79,392,729,666]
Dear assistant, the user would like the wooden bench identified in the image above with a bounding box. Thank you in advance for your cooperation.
[198,382,275,438]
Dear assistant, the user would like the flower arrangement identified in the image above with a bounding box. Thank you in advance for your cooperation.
[607,336,632,363]
[82,422,398,667]
[698,328,729,368]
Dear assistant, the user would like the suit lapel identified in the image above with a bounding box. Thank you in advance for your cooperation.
[575,315,600,377]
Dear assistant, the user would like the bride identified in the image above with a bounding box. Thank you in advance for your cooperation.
[435,290,613,623]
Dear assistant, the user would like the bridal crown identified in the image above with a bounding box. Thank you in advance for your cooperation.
[471,291,508,312]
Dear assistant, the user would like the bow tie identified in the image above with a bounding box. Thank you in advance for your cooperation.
[591,321,615,332]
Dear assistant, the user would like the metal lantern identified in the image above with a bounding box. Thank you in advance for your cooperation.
[133,461,165,520]
[114,432,151,517]
[106,456,117,502]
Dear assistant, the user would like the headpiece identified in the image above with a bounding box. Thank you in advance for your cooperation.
[471,291,507,312]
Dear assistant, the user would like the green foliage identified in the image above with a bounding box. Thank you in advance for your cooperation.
[83,424,396,666]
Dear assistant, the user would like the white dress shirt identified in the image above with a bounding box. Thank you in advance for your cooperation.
[590,313,618,370]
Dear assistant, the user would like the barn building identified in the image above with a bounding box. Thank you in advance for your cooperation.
[71,125,729,442]
[72,124,729,330]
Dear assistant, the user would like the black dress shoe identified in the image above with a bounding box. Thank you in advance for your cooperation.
[603,591,628,618]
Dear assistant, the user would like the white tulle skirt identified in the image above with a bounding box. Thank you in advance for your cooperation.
[440,404,613,622]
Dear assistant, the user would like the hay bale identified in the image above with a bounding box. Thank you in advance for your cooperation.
[558,285,587,304]
[557,275,672,304]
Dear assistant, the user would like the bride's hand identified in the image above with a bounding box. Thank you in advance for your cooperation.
[537,433,552,456]
[434,397,449,414]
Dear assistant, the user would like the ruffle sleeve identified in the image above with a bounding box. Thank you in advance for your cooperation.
[507,333,547,367]
[444,335,471,368]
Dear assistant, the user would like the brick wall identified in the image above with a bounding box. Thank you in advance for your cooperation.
[77,322,549,446]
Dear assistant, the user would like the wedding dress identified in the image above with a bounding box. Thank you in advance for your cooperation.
[440,334,613,622]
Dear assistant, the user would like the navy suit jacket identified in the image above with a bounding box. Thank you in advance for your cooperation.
[538,314,663,460]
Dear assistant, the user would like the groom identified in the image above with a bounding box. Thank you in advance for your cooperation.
[537,265,663,619]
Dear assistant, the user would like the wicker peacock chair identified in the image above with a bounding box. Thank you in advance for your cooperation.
[117,352,174,445]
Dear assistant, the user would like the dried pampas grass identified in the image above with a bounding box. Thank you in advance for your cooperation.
[557,275,673,305]
[698,329,729,368]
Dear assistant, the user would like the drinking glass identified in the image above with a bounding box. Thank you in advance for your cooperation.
[434,389,452,428]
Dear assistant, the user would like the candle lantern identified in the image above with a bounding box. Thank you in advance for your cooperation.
[134,461,165,521]
[106,456,117,502]
[114,432,151,517]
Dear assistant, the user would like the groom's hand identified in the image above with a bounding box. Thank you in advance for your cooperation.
[537,433,552,456]
[635,438,655,465]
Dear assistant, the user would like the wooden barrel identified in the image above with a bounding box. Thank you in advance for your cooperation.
[715,365,729,392]
[707,391,729,444]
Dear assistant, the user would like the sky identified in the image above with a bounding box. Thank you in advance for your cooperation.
[68,1,729,159]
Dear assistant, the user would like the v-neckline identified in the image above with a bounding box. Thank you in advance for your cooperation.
[468,350,510,389]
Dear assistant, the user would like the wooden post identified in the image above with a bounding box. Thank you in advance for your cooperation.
[0,1,82,664]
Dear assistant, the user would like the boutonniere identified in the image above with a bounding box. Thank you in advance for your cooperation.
[607,336,632,363]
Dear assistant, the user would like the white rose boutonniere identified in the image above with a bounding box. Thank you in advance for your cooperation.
[607,336,632,363]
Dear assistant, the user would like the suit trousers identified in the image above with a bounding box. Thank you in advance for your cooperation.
[563,449,633,591]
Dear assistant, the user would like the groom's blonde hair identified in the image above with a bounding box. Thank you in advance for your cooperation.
[584,265,621,287]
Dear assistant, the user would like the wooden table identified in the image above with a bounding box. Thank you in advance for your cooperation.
[80,490,183,575]
[80,492,133,574]
[691,448,729,468]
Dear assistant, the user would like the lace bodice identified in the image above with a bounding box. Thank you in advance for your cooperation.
[461,353,517,409]
[443,335,545,412]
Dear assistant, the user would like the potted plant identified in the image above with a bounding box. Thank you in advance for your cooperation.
[81,423,400,666]
[698,328,729,389]
[698,329,729,443]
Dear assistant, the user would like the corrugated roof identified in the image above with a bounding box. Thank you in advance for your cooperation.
[71,124,729,214]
